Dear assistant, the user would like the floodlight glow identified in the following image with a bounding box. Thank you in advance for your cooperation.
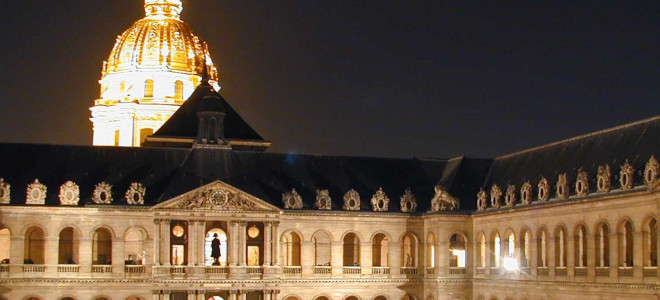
[503,257,518,271]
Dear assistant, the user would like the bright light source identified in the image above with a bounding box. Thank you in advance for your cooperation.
[503,257,518,271]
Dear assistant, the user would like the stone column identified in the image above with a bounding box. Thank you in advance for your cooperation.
[529,234,538,276]
[272,290,280,300]
[153,219,161,265]
[434,237,440,276]
[548,234,556,277]
[187,290,196,300]
[79,237,92,273]
[586,234,596,278]
[239,221,247,266]
[263,290,272,300]
[437,240,448,276]
[301,240,314,275]
[229,221,238,266]
[609,231,618,277]
[112,237,125,276]
[228,290,237,300]
[161,220,171,266]
[197,221,206,266]
[196,290,206,300]
[188,221,196,266]
[331,241,343,275]
[264,222,272,266]
[390,241,402,275]
[567,233,575,277]
[44,236,59,275]
[239,290,247,300]
[162,291,171,300]
[9,236,24,274]
[152,291,159,300]
[361,241,372,274]
[272,222,281,266]
[633,230,643,277]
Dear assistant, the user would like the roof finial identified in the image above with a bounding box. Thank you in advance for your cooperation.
[145,0,183,18]
[201,55,211,86]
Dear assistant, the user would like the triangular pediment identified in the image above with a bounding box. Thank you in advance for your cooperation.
[152,180,281,212]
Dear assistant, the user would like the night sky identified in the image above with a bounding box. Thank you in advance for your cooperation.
[0,1,658,158]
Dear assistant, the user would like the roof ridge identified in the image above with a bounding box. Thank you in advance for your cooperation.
[495,115,660,160]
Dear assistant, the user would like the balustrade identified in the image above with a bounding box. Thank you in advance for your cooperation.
[448,267,466,275]
[372,266,390,275]
[555,267,567,276]
[618,267,633,277]
[91,265,112,273]
[313,266,331,274]
[643,267,657,277]
[57,265,80,273]
[124,265,145,274]
[574,267,587,276]
[595,267,609,277]
[401,267,418,275]
[342,266,361,275]
[282,266,302,275]
[23,265,45,273]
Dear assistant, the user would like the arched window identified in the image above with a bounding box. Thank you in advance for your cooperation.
[174,80,184,99]
[574,225,587,267]
[24,227,45,264]
[595,223,610,267]
[449,233,466,268]
[372,233,389,267]
[492,233,501,268]
[644,218,657,266]
[313,231,331,266]
[426,233,435,268]
[58,227,79,264]
[207,297,225,300]
[343,233,360,266]
[93,228,112,265]
[520,230,531,267]
[25,298,41,300]
[477,233,486,268]
[402,233,417,267]
[537,229,548,267]
[0,228,10,264]
[621,220,634,267]
[139,128,153,146]
[555,227,567,268]
[144,79,154,97]
[205,227,227,266]
[402,295,416,300]
[125,228,146,265]
[127,297,144,300]
[282,231,302,266]
[314,297,330,300]
[60,298,75,300]
[283,297,300,300]
[345,297,359,300]
[93,297,110,300]
[374,296,387,300]
[506,232,515,258]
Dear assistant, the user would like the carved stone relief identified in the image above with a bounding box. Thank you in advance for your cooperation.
[92,182,113,204]
[597,164,611,193]
[169,187,263,211]
[0,178,10,204]
[125,182,146,205]
[644,156,659,187]
[26,179,46,205]
[59,181,80,205]
[490,184,502,208]
[399,188,417,213]
[504,184,516,207]
[431,185,459,212]
[556,173,569,200]
[520,181,532,205]
[619,160,634,190]
[315,189,332,210]
[371,188,389,212]
[282,188,303,209]
[575,169,589,197]
[537,177,549,202]
[343,189,360,211]
[476,189,487,211]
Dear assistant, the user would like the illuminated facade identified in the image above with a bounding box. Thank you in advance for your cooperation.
[90,0,220,147]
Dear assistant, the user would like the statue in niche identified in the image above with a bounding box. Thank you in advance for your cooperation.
[211,233,221,266]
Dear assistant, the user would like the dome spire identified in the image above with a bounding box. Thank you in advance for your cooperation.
[145,0,183,18]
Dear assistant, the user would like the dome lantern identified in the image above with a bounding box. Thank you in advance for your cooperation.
[145,0,183,19]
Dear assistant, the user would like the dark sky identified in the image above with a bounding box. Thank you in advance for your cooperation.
[0,1,658,158]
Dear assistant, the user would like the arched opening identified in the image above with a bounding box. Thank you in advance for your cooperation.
[0,228,10,264]
[402,295,416,300]
[25,297,41,300]
[205,227,228,266]
[314,297,330,300]
[281,231,302,266]
[283,297,300,300]
[644,218,657,266]
[449,233,466,268]
[139,128,153,146]
[93,297,110,300]
[127,297,144,300]
[313,231,331,266]
[24,227,45,264]
[574,225,587,267]
[520,230,531,267]
[174,80,184,98]
[374,296,387,300]
[595,223,610,267]
[207,118,217,143]
[426,233,435,268]
[60,297,75,300]
[58,227,79,264]
[170,221,187,266]
[402,233,417,267]
[207,297,225,300]
[345,297,359,300]
[144,79,154,97]
[537,229,547,267]
[621,220,634,267]
[372,233,389,267]
[492,233,501,268]
[93,228,112,265]
[477,233,486,268]
[554,227,567,268]
[125,228,146,265]
[343,232,360,266]
[506,232,515,258]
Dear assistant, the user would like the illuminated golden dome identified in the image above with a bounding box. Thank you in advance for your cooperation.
[102,0,218,81]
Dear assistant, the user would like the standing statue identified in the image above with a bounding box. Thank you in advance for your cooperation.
[211,233,221,265]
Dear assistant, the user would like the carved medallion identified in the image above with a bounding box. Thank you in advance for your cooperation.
[431,185,459,212]
[596,164,611,193]
[399,188,417,212]
[504,184,516,207]
[619,160,634,190]
[58,181,80,205]
[343,189,360,211]
[644,156,659,187]
[282,188,303,209]
[26,179,46,205]
[575,169,589,197]
[125,182,146,205]
[537,177,549,202]
[490,184,502,208]
[315,189,332,210]
[92,182,113,204]
[476,189,487,211]
[0,178,10,204]
[556,173,569,200]
[520,181,532,205]
[371,188,389,212]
